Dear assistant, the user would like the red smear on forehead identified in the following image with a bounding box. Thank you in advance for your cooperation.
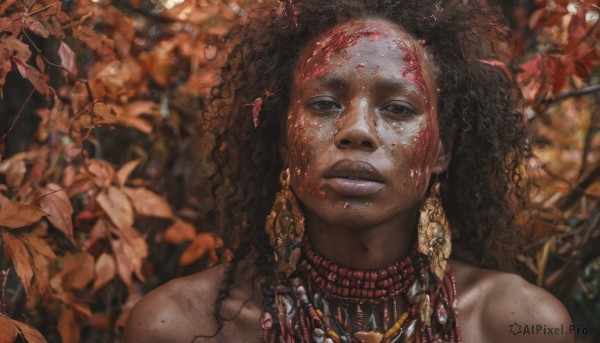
[300,23,382,81]
[400,45,428,98]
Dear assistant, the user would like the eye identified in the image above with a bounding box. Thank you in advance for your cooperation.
[306,97,342,112]
[380,101,417,117]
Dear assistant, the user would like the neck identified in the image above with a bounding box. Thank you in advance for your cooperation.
[304,206,418,269]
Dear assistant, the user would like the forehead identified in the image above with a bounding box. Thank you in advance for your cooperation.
[294,19,435,96]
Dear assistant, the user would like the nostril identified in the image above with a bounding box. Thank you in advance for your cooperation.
[362,141,373,149]
[341,139,352,146]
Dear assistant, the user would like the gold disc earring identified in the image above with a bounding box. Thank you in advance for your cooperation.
[265,168,305,276]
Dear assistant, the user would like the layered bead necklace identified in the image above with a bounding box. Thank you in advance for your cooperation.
[261,235,462,343]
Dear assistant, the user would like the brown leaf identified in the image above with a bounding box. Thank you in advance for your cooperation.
[110,226,148,286]
[1,36,32,61]
[179,233,217,266]
[2,232,33,297]
[11,318,48,343]
[58,307,80,343]
[58,41,78,75]
[52,291,92,317]
[5,158,26,189]
[35,54,45,73]
[12,57,52,99]
[163,220,196,244]
[50,252,94,292]
[92,253,116,292]
[123,187,174,219]
[24,17,49,38]
[38,184,74,240]
[0,201,48,229]
[0,314,19,343]
[96,186,134,230]
[22,231,55,260]
[116,159,142,186]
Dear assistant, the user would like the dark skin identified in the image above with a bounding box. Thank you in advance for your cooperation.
[124,19,573,343]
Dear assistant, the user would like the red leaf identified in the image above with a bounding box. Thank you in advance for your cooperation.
[58,41,78,75]
[565,7,587,54]
[0,202,48,229]
[123,187,174,219]
[96,186,134,231]
[2,232,33,297]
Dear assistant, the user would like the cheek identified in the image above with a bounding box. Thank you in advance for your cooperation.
[408,119,439,186]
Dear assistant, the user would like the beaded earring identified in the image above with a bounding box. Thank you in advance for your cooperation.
[265,168,305,276]
[417,181,452,281]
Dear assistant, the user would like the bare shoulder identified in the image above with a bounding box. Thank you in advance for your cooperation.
[122,264,227,343]
[451,259,574,343]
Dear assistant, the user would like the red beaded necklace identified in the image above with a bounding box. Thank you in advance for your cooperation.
[261,235,462,343]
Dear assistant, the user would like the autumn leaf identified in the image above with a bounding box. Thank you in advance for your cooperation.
[163,220,196,244]
[92,253,116,292]
[179,232,218,266]
[50,252,94,292]
[36,184,74,241]
[123,187,174,219]
[1,36,32,61]
[58,307,80,343]
[52,291,92,318]
[116,158,142,186]
[12,57,53,99]
[0,314,20,343]
[24,17,50,38]
[0,202,48,229]
[96,186,134,231]
[2,232,33,297]
[13,322,47,343]
[58,41,78,75]
[110,226,148,286]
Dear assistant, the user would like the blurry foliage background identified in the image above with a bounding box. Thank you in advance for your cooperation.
[0,0,598,342]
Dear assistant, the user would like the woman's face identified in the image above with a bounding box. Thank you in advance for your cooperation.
[283,19,450,229]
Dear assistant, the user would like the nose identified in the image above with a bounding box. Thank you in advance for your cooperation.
[334,100,379,152]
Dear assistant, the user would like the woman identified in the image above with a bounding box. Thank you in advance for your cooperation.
[124,0,573,342]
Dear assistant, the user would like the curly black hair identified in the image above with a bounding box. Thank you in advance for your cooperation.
[194,0,531,337]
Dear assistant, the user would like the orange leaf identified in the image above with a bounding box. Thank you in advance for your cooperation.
[0,314,19,343]
[58,307,80,343]
[116,159,142,186]
[96,186,134,231]
[179,233,217,266]
[50,252,94,292]
[92,253,116,292]
[52,291,92,318]
[1,36,32,61]
[38,184,74,240]
[123,187,174,219]
[58,41,78,75]
[163,220,196,244]
[0,201,48,229]
[2,232,33,297]
[11,318,48,343]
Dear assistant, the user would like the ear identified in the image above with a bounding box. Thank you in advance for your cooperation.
[431,132,453,174]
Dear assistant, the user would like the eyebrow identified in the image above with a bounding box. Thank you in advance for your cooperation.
[311,75,428,96]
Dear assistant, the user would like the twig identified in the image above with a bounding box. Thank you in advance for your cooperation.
[543,84,600,105]
[1,268,10,314]
[0,88,35,159]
